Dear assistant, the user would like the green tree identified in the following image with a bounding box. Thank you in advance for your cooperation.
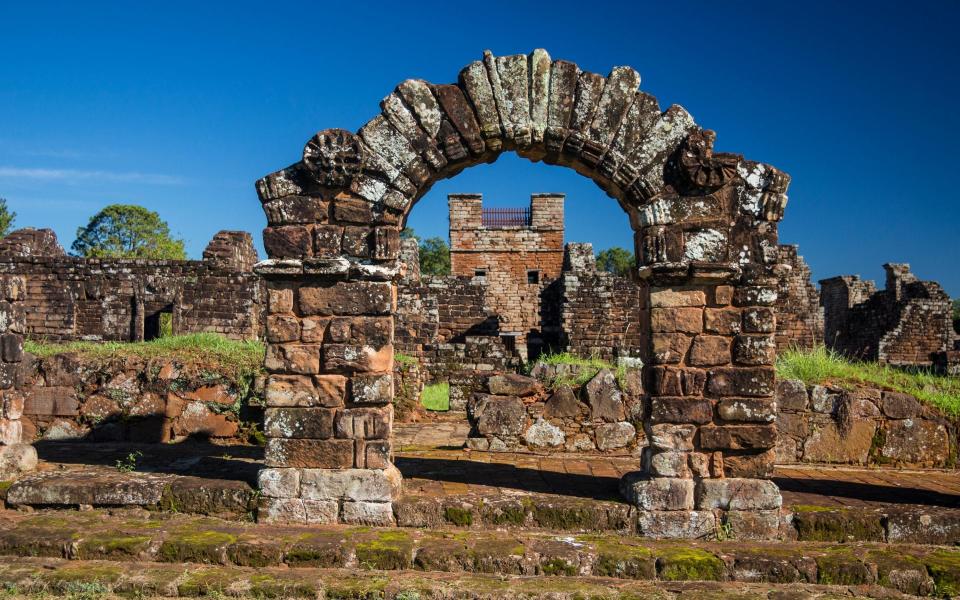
[0,199,16,238]
[419,237,450,276]
[400,227,418,240]
[71,204,186,259]
[596,246,635,276]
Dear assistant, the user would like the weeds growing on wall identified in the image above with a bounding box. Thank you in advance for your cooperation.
[530,352,627,389]
[777,345,960,416]
[23,333,264,382]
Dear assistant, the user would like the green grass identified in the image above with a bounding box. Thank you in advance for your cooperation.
[24,333,265,381]
[777,345,960,416]
[531,352,626,388]
[421,382,450,411]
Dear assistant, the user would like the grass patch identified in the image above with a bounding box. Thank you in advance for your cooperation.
[777,345,960,416]
[421,382,449,412]
[531,352,626,388]
[24,333,264,381]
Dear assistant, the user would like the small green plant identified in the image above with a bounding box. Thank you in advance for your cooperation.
[715,520,734,541]
[115,450,143,473]
[62,581,110,600]
[421,382,450,411]
[530,352,627,388]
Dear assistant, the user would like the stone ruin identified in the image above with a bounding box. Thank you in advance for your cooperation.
[254,48,789,534]
[0,275,37,479]
[821,263,959,369]
[0,228,264,342]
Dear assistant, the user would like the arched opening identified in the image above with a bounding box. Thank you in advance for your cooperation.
[254,49,789,538]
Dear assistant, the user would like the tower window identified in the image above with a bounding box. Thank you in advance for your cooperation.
[527,270,540,284]
[474,269,486,280]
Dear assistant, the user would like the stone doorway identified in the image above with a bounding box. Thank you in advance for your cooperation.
[254,49,789,536]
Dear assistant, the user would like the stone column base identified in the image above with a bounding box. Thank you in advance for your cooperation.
[620,472,783,540]
[257,465,401,526]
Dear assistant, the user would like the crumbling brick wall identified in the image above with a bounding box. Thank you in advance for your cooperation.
[774,245,823,351]
[0,229,264,342]
[449,193,563,349]
[821,264,957,366]
[557,243,647,360]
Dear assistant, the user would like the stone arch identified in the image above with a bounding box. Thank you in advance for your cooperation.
[255,49,790,537]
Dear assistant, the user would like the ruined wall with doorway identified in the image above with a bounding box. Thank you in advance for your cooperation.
[0,229,265,342]
[821,263,957,367]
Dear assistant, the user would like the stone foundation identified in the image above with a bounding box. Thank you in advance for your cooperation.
[776,378,957,468]
[466,366,644,454]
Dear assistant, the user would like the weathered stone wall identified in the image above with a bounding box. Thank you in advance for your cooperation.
[821,264,957,367]
[254,48,790,535]
[0,275,37,478]
[467,366,644,455]
[776,379,956,468]
[558,243,647,360]
[0,229,264,342]
[774,245,822,351]
[18,353,264,445]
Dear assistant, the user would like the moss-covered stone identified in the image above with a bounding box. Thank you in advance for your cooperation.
[75,533,152,560]
[284,532,349,568]
[354,531,414,570]
[540,557,577,576]
[443,506,473,527]
[580,536,656,580]
[227,539,285,567]
[792,508,885,542]
[247,572,318,599]
[532,503,607,531]
[177,567,241,597]
[657,548,725,581]
[815,547,874,586]
[926,548,960,597]
[324,574,388,599]
[158,529,237,563]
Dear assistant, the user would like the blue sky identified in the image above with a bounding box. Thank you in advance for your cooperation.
[1,1,958,294]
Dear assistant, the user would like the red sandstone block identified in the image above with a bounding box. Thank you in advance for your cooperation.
[263,226,313,259]
[267,288,294,315]
[706,367,775,397]
[704,308,741,335]
[342,226,372,258]
[264,438,354,468]
[264,407,336,439]
[689,335,731,367]
[264,343,321,375]
[266,315,302,343]
[699,424,777,450]
[299,282,393,316]
[650,397,713,424]
[650,307,702,334]
[313,225,344,257]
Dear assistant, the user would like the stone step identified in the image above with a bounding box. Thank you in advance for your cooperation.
[4,469,960,544]
[0,508,956,596]
[0,556,915,599]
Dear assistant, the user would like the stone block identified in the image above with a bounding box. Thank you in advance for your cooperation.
[268,287,294,315]
[544,386,582,418]
[524,417,565,448]
[299,281,393,316]
[335,406,392,440]
[257,468,301,498]
[722,449,776,478]
[620,473,694,510]
[264,438,354,468]
[23,387,79,416]
[706,367,775,397]
[476,397,526,437]
[263,226,312,258]
[300,317,328,343]
[725,510,781,540]
[699,425,777,450]
[351,373,393,404]
[717,398,776,423]
[741,307,775,333]
[264,375,344,408]
[696,478,782,510]
[300,465,402,502]
[595,422,636,450]
[0,418,22,445]
[776,379,808,411]
[732,335,775,366]
[636,510,716,539]
[881,419,949,466]
[802,421,875,464]
[313,225,344,256]
[584,369,625,422]
[652,333,690,364]
[651,307,702,334]
[650,288,706,308]
[689,335,730,367]
[264,344,320,375]
[257,497,306,524]
[704,309,742,335]
[0,334,23,363]
[266,315,301,343]
[650,451,691,478]
[264,407,335,439]
[0,443,37,479]
[488,373,541,397]
[881,391,920,419]
[304,500,340,524]
[648,423,696,451]
[323,344,393,373]
[809,385,838,413]
[357,440,392,469]
[650,397,713,424]
[341,501,395,526]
